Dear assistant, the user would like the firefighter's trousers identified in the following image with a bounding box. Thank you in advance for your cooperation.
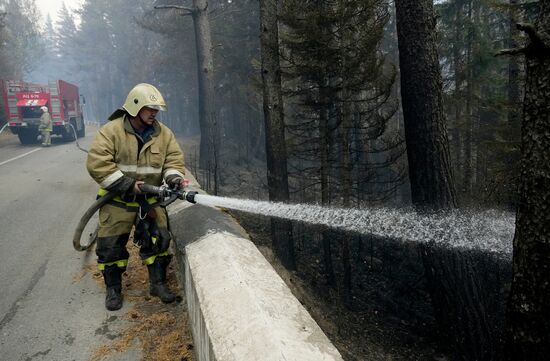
[41,130,51,146]
[96,201,172,271]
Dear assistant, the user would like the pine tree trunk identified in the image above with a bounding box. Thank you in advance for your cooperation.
[259,0,295,270]
[339,1,353,305]
[421,246,493,360]
[464,0,474,197]
[192,0,219,182]
[340,109,352,304]
[452,0,464,199]
[508,0,521,126]
[319,78,336,286]
[505,3,550,357]
[471,0,481,197]
[394,0,456,210]
[395,1,495,359]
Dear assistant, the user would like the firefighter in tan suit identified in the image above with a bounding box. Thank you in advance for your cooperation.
[39,106,52,146]
[86,83,187,311]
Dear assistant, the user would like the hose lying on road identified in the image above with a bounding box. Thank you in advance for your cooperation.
[73,191,117,251]
[68,123,89,153]
[0,122,88,153]
[0,123,8,136]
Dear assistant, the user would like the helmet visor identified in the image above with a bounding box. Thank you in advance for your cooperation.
[145,104,166,111]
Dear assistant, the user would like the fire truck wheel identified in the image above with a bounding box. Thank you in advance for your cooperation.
[17,129,39,145]
[62,126,76,142]
[77,123,85,138]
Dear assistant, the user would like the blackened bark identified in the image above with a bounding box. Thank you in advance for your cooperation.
[452,0,464,195]
[394,0,457,210]
[395,1,495,359]
[506,2,550,358]
[259,0,295,270]
[340,103,352,305]
[320,83,336,286]
[421,245,494,360]
[508,0,521,126]
[464,0,474,196]
[340,48,352,304]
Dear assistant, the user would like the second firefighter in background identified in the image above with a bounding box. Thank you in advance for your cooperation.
[86,83,187,311]
[39,106,52,146]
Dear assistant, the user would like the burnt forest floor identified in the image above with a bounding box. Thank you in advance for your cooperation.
[228,210,452,361]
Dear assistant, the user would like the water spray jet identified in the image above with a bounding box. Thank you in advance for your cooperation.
[192,194,514,258]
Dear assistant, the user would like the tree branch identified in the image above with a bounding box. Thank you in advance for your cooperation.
[517,22,550,55]
[517,23,542,44]
[496,47,527,57]
[154,5,194,16]
[495,22,550,57]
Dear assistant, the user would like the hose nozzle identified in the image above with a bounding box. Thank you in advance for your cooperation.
[185,191,198,204]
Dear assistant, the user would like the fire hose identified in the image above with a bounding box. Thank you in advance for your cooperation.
[67,123,89,153]
[73,183,197,251]
[0,123,8,136]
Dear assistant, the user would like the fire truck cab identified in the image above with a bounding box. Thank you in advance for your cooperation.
[1,79,85,144]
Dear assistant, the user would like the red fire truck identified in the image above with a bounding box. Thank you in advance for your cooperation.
[1,79,85,144]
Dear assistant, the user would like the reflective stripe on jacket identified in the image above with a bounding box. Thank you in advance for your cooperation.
[86,115,185,189]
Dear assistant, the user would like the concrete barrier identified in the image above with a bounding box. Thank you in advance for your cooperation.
[169,199,343,361]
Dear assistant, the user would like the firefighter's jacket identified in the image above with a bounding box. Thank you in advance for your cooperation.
[86,115,185,191]
[39,112,52,132]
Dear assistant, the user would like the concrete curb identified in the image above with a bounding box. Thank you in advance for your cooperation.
[168,180,343,360]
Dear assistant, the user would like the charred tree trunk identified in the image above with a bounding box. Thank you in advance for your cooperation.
[395,1,494,359]
[421,247,494,356]
[394,0,456,210]
[320,82,336,287]
[340,106,352,305]
[508,0,521,127]
[505,6,550,358]
[421,245,494,360]
[339,16,353,304]
[452,0,464,198]
[463,0,480,198]
[259,0,295,270]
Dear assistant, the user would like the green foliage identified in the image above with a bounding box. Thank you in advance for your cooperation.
[55,2,77,76]
[55,0,198,129]
[436,0,522,207]
[280,0,403,205]
[0,0,43,79]
[36,0,265,158]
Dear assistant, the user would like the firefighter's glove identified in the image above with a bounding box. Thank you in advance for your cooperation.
[106,176,136,196]
[166,175,184,191]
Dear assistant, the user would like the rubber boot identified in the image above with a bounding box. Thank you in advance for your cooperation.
[103,265,123,311]
[147,256,176,303]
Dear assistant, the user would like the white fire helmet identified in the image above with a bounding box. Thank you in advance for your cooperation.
[40,106,48,112]
[122,83,167,117]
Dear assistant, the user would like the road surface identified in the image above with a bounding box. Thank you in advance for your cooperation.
[0,129,143,361]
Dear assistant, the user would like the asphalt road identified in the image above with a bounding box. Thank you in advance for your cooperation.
[0,128,140,361]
